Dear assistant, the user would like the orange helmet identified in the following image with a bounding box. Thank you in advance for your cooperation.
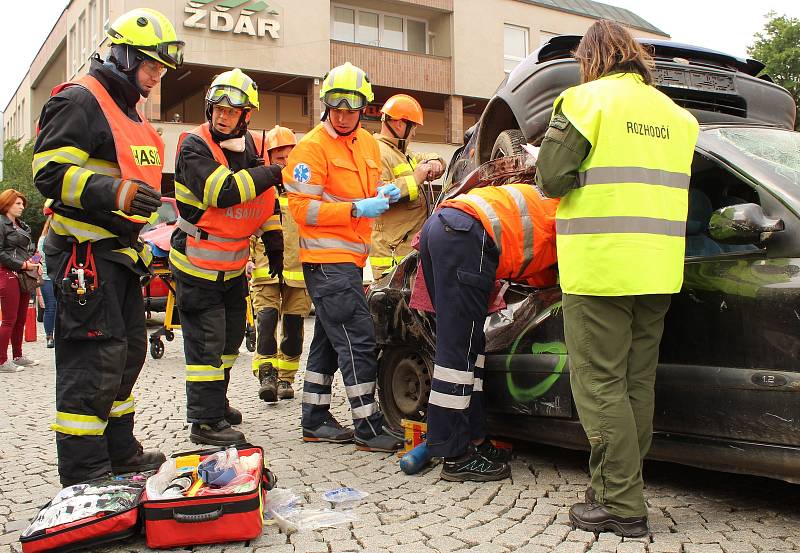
[380,94,424,126]
[265,125,297,151]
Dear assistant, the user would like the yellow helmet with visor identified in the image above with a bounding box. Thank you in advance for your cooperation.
[106,8,184,70]
[320,62,374,111]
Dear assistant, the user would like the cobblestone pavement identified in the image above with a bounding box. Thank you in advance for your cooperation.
[1,317,799,553]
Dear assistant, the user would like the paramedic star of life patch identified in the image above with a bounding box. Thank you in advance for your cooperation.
[293,163,311,183]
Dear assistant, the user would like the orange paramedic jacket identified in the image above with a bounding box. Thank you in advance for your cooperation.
[284,123,382,267]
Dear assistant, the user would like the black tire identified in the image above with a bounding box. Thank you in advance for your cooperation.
[491,129,527,159]
[245,325,256,352]
[377,346,433,429]
[150,338,165,359]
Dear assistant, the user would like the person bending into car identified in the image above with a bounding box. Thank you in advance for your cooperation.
[417,183,559,481]
[535,20,699,537]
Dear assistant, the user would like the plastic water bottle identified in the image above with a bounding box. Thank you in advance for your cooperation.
[400,442,432,475]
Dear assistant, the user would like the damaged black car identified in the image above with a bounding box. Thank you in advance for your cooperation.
[367,36,800,484]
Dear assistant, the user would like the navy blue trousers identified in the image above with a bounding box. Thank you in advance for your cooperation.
[419,208,499,458]
[302,262,384,440]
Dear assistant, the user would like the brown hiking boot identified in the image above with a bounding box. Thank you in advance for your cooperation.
[258,364,278,402]
[277,380,295,399]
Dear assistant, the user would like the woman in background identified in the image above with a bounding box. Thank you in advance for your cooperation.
[0,189,40,372]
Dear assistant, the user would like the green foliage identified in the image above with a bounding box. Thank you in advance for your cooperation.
[1,138,45,240]
[748,12,800,130]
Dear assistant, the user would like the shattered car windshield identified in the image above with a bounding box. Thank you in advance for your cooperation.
[708,127,800,186]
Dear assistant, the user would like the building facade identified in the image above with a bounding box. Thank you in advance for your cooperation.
[4,0,666,182]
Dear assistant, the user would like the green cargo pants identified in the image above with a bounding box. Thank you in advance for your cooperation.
[562,293,671,518]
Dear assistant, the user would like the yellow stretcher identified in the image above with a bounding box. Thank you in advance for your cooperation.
[147,263,256,359]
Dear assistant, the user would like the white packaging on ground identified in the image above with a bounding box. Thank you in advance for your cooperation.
[322,487,369,509]
[265,487,358,534]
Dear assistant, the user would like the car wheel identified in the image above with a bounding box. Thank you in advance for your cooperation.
[491,129,527,159]
[377,346,432,429]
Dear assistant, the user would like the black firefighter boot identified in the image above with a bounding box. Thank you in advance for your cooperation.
[107,415,167,474]
[258,363,279,402]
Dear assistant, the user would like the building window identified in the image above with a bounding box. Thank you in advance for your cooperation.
[79,12,86,64]
[89,1,97,50]
[102,0,109,32]
[69,24,77,75]
[407,19,426,54]
[332,7,355,42]
[504,24,528,73]
[331,4,428,54]
[357,11,379,46]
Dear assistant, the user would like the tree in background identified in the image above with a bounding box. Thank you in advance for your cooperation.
[1,138,45,238]
[748,12,800,130]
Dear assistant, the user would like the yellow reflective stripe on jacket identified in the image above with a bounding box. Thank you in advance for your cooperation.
[52,213,116,242]
[405,175,418,201]
[60,166,92,208]
[84,157,121,177]
[221,353,238,370]
[170,248,244,282]
[278,196,289,208]
[175,181,205,209]
[32,146,89,177]
[392,162,413,176]
[109,396,135,417]
[233,170,257,202]
[52,411,107,436]
[369,256,396,268]
[186,364,226,382]
[204,165,232,206]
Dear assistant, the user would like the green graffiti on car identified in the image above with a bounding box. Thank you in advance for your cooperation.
[504,301,567,402]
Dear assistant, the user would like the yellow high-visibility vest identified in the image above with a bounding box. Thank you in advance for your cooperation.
[554,72,699,295]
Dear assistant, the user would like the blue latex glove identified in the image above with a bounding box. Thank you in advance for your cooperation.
[377,183,401,203]
[354,195,390,218]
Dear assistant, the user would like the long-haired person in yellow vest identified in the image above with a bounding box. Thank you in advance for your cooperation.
[33,9,183,486]
[536,21,698,537]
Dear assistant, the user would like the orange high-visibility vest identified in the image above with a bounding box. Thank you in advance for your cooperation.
[50,75,164,223]
[284,123,382,267]
[177,123,276,272]
[442,184,560,286]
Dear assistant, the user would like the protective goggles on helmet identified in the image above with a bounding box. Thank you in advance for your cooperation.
[207,85,252,108]
[137,40,185,69]
[322,90,367,111]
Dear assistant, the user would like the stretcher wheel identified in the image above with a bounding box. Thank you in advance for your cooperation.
[150,338,165,359]
[245,324,256,352]
[165,329,175,342]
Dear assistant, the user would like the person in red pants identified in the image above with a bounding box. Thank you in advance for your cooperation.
[0,189,40,373]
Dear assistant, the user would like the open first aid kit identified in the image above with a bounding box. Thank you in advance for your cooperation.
[20,444,276,552]
[20,474,146,553]
[142,444,276,549]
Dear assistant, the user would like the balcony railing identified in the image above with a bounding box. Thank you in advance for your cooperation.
[331,41,452,95]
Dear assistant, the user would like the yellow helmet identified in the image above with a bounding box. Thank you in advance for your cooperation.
[320,62,374,110]
[206,68,260,111]
[107,8,184,69]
